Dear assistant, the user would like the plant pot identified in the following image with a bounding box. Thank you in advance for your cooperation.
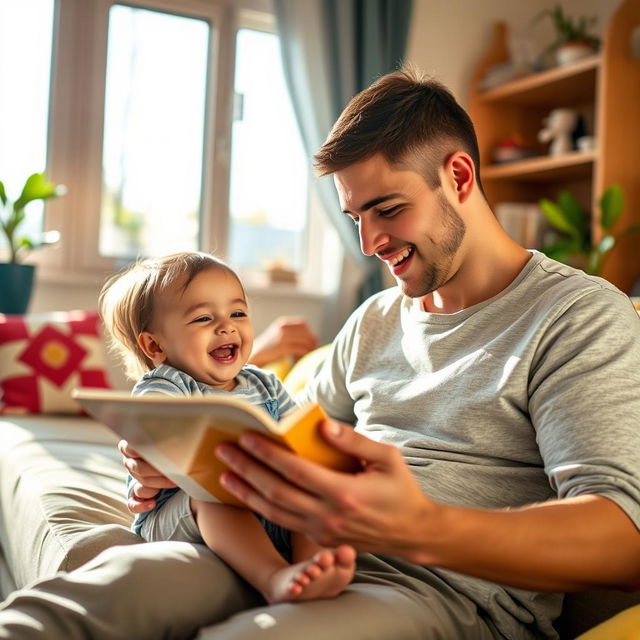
[0,263,35,314]
[555,42,596,67]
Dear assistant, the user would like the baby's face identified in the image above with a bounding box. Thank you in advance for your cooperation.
[147,268,254,391]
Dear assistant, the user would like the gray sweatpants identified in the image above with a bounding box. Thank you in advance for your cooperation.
[0,542,502,639]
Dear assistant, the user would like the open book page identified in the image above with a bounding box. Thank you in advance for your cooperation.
[73,389,360,504]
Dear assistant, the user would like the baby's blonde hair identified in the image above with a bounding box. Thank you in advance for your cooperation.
[99,252,241,380]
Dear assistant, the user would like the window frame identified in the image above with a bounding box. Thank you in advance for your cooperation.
[36,0,329,295]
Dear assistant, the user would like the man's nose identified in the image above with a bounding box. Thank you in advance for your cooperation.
[358,217,389,256]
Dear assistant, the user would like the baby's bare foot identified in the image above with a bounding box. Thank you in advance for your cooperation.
[265,545,356,604]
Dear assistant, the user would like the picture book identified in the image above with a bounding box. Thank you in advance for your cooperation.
[72,389,362,505]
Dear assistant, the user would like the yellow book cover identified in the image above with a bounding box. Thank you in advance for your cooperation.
[72,389,361,506]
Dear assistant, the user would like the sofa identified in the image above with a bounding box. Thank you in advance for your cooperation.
[0,311,639,639]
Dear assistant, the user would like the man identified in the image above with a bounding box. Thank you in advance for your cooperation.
[1,69,639,639]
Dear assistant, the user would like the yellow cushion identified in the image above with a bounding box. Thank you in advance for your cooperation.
[576,604,640,640]
[282,344,331,397]
[260,355,295,382]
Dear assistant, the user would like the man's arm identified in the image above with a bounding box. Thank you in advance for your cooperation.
[249,316,319,367]
[216,420,640,592]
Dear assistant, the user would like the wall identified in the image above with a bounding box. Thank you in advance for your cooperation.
[405,0,620,107]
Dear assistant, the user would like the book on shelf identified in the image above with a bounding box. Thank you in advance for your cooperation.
[495,202,544,249]
[73,389,362,505]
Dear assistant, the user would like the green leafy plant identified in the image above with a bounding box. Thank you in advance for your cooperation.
[534,4,600,54]
[540,184,640,276]
[0,172,65,263]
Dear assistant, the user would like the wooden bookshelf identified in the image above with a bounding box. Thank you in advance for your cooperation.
[482,151,596,181]
[468,0,640,293]
[478,56,599,106]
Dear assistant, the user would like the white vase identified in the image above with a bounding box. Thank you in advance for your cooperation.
[556,42,596,67]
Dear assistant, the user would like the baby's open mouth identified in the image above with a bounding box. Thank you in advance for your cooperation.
[211,344,239,362]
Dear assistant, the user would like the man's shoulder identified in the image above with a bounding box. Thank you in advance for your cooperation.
[525,252,628,311]
[514,252,637,331]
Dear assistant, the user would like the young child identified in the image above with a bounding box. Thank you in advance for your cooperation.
[99,251,356,604]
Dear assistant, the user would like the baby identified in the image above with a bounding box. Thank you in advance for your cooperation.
[99,251,356,603]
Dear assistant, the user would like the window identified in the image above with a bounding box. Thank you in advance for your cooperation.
[228,27,308,272]
[0,0,55,246]
[1,0,332,294]
[100,5,209,259]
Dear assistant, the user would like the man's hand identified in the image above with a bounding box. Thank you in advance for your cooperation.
[214,424,640,591]
[118,440,177,514]
[214,420,439,561]
[250,316,319,367]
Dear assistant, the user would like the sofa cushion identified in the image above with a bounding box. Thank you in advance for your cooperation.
[0,310,112,415]
[0,415,140,591]
[0,545,16,600]
[557,589,640,638]
[575,603,640,639]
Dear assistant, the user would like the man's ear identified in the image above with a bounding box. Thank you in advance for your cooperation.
[137,332,167,366]
[442,151,475,204]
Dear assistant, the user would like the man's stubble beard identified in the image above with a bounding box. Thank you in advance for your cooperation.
[404,191,466,298]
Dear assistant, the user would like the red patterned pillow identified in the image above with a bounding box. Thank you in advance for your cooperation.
[0,310,112,415]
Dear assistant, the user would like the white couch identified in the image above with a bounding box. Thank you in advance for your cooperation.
[0,414,140,597]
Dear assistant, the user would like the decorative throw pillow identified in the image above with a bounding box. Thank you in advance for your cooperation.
[0,310,112,415]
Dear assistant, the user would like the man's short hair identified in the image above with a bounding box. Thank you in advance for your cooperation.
[314,67,483,192]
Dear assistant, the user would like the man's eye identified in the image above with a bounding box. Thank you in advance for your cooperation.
[379,206,401,217]
[349,216,360,226]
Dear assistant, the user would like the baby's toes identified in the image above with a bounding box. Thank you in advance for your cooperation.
[303,563,323,580]
[287,582,303,597]
[294,571,311,587]
[312,550,335,570]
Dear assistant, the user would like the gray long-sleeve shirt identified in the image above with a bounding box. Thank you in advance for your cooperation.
[301,251,640,639]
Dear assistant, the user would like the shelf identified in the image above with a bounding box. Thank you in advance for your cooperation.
[482,151,596,182]
[469,2,640,292]
[479,56,600,106]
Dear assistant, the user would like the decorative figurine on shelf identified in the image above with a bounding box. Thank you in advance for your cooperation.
[491,136,537,164]
[538,108,578,156]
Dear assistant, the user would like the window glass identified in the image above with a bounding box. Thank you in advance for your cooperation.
[100,4,209,259]
[228,28,309,272]
[0,0,54,247]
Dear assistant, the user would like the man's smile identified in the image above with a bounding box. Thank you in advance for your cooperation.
[379,246,415,275]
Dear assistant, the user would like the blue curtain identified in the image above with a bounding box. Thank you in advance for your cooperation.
[274,0,413,306]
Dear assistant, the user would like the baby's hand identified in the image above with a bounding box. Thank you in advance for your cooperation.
[118,439,177,513]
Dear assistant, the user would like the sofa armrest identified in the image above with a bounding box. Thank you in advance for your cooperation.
[0,415,140,591]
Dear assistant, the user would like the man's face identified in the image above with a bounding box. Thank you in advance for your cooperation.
[334,154,466,299]
[145,268,254,391]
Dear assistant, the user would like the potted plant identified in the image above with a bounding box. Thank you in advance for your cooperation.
[0,172,65,314]
[534,4,600,67]
[539,184,640,276]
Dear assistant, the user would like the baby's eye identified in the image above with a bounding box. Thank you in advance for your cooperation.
[193,315,212,323]
[231,311,248,318]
